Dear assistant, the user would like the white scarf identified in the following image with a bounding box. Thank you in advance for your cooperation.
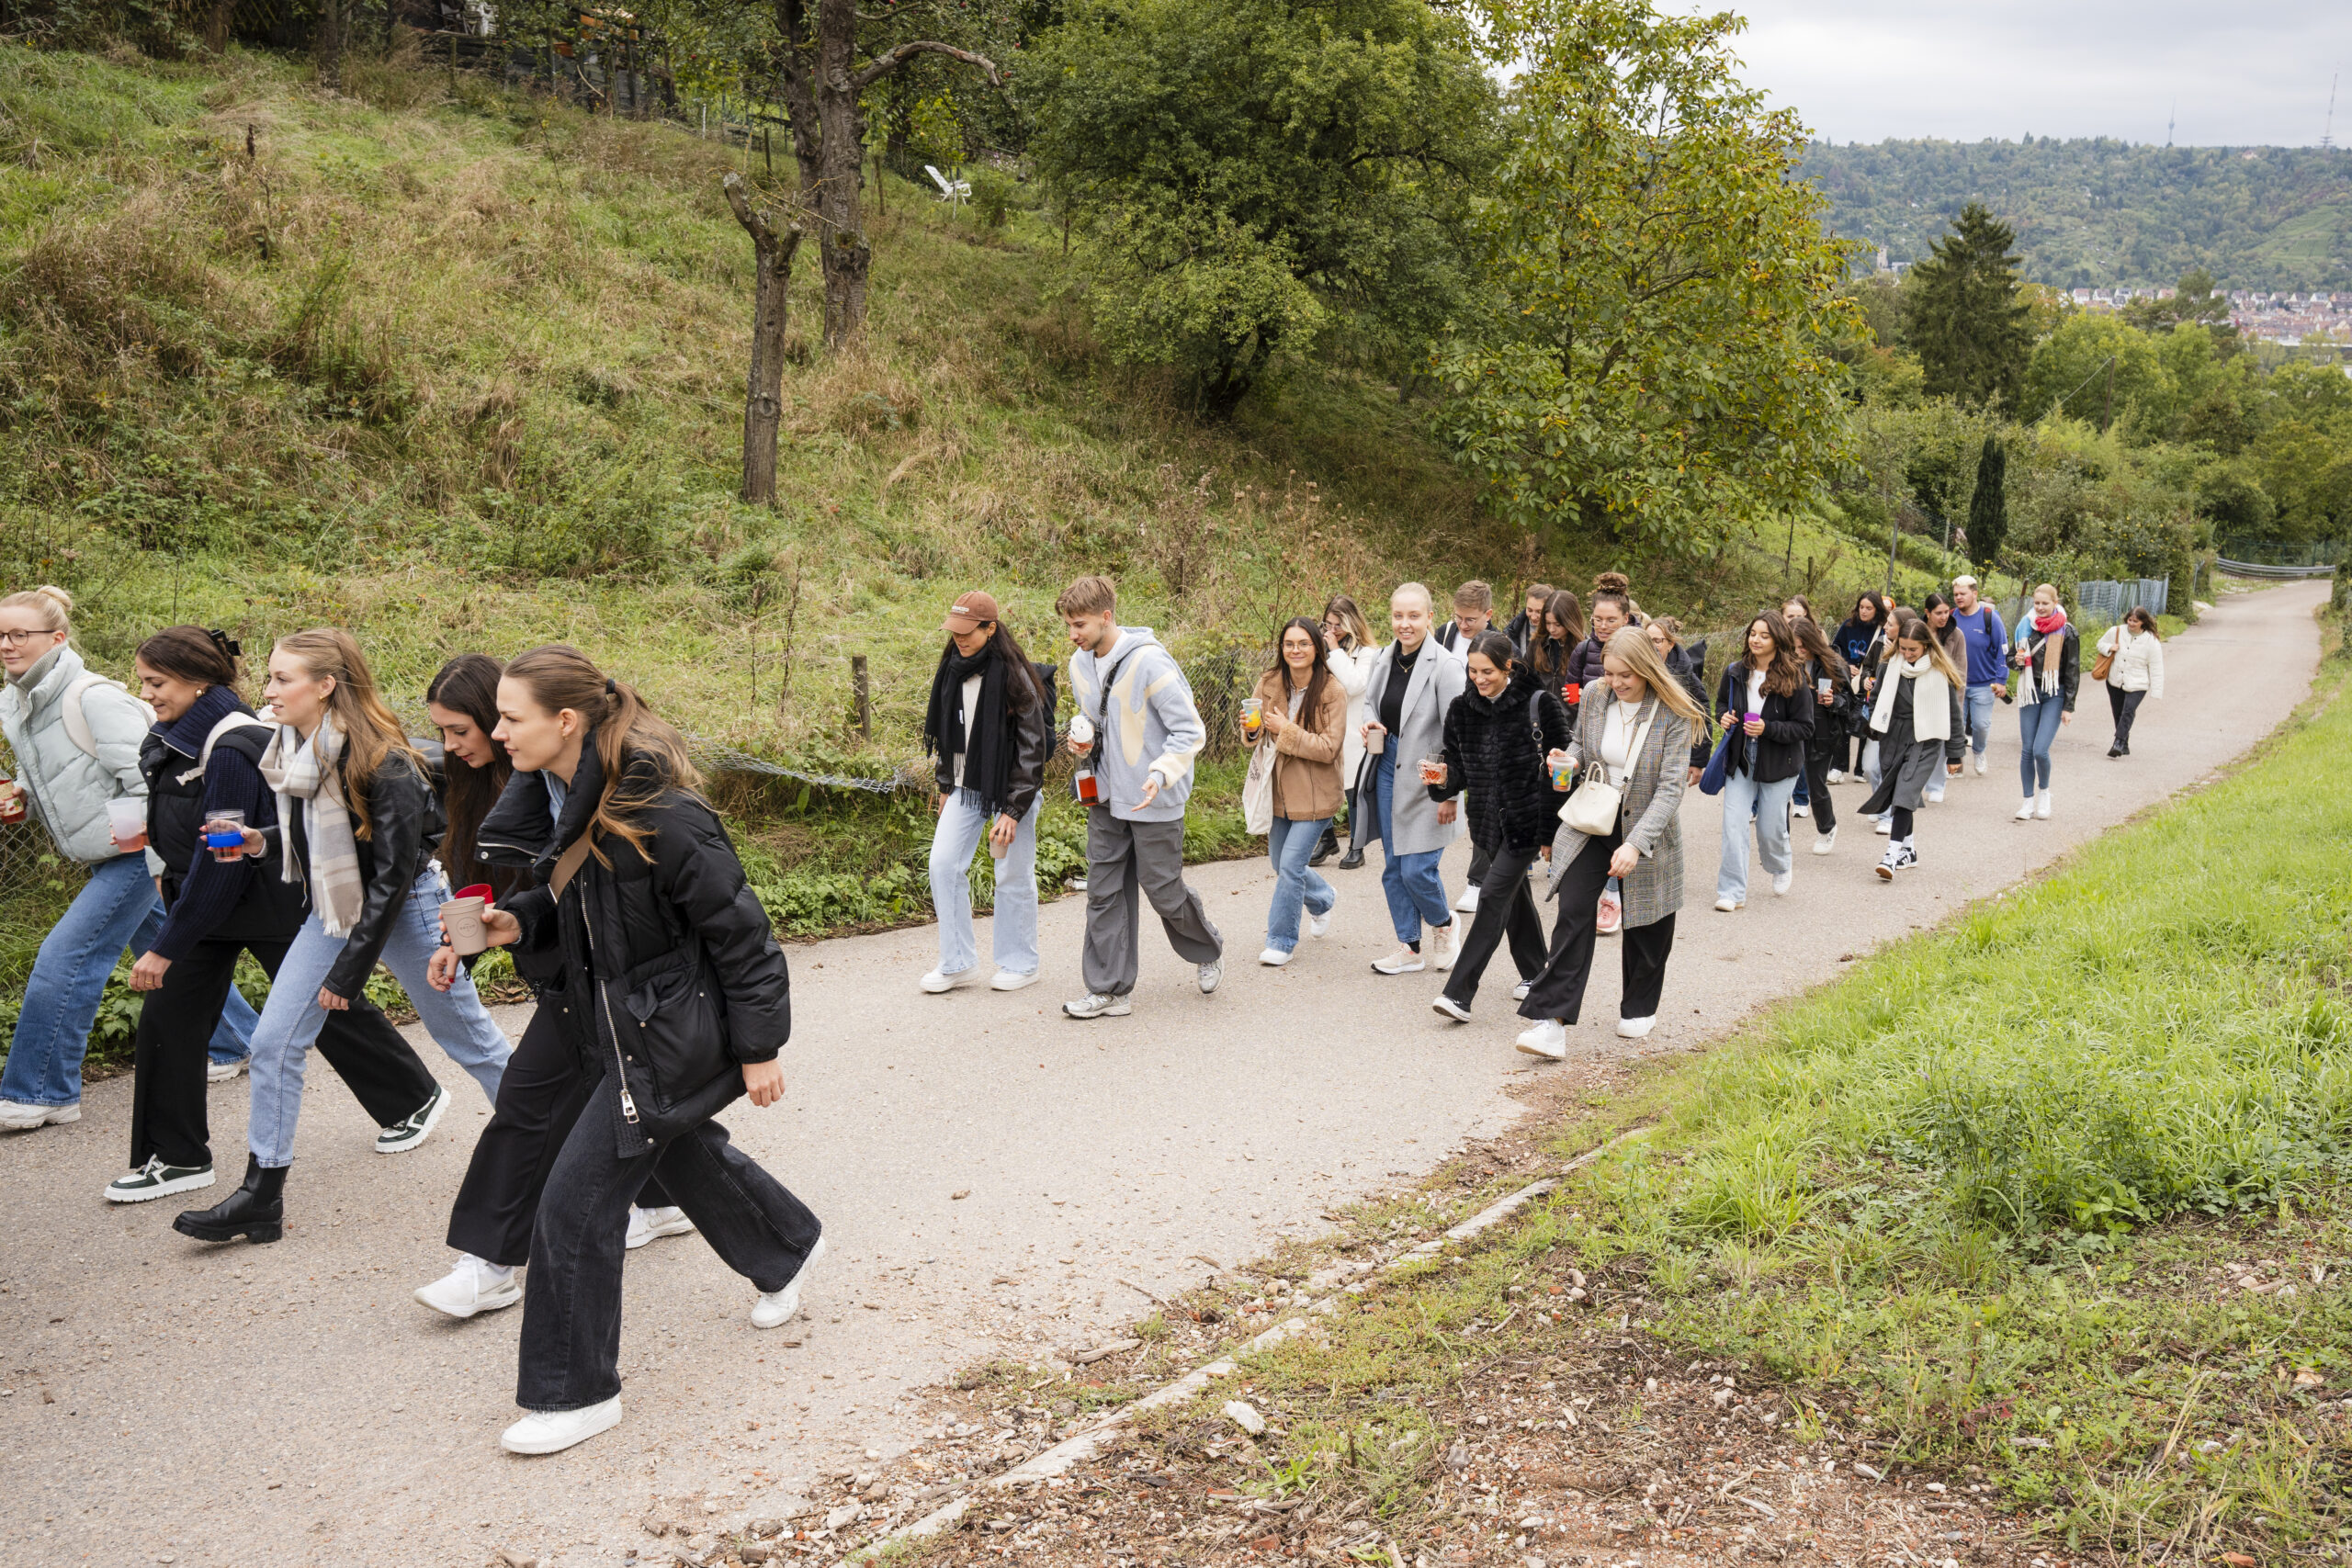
[1870,654,1951,742]
[259,715,367,938]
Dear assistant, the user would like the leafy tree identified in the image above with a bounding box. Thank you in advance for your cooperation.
[1023,0,1495,413]
[2023,312,2166,430]
[1967,434,2007,566]
[1432,0,1854,557]
[1899,202,2031,409]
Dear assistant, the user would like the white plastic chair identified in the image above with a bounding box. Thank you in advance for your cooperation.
[924,164,971,209]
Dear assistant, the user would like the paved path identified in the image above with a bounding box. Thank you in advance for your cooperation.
[0,581,2325,1568]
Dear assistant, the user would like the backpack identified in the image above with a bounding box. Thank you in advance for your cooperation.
[58,673,156,760]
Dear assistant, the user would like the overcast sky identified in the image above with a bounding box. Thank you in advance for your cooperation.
[1723,1,2350,147]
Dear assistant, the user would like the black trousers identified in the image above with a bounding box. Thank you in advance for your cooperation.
[446,999,671,1268]
[1803,749,1838,835]
[1441,842,1548,1008]
[2106,684,2145,748]
[129,934,437,1171]
[518,1078,822,1411]
[1517,826,1678,1025]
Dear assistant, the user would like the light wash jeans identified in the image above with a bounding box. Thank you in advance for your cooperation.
[0,853,255,1108]
[1963,682,1999,758]
[1716,770,1797,904]
[246,866,510,1167]
[1264,815,1336,954]
[2018,695,2064,793]
[1372,750,1451,946]
[927,790,1039,979]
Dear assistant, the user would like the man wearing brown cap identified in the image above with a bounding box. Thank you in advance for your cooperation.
[920,591,1055,994]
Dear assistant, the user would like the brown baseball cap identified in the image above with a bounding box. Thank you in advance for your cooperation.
[942,591,1001,633]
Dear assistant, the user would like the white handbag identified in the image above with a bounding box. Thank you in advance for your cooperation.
[1560,701,1657,837]
[1241,738,1275,835]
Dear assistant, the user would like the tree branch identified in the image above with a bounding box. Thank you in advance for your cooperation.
[852,39,1002,90]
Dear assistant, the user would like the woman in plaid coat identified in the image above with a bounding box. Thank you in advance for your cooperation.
[1515,626,1702,1062]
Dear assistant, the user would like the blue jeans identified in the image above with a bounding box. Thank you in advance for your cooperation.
[1963,683,1999,758]
[1264,815,1336,954]
[246,867,511,1167]
[1717,770,1796,903]
[0,854,255,1108]
[927,790,1040,978]
[2018,697,2064,793]
[1372,750,1451,945]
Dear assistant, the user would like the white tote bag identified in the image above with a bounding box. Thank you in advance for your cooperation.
[1242,739,1275,835]
[1560,704,1656,838]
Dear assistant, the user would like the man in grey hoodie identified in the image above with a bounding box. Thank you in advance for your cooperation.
[1057,575,1224,1019]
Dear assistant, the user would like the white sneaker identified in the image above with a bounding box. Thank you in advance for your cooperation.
[105,1156,215,1203]
[1826,769,1844,784]
[1875,817,1894,835]
[920,966,977,995]
[752,1235,826,1329]
[1813,828,1838,855]
[1062,991,1132,1019]
[1307,897,1335,939]
[1973,754,1987,776]
[415,1255,522,1319]
[1925,787,1944,805]
[1455,883,1481,914]
[1259,946,1294,967]
[2034,790,2052,819]
[1875,842,1918,880]
[1513,1021,1567,1061]
[1792,802,1810,818]
[501,1395,622,1455]
[376,1083,448,1154]
[1430,921,1460,971]
[2015,798,2036,821]
[1713,895,1741,913]
[1615,1016,1655,1040]
[1770,870,1792,896]
[1197,960,1223,995]
[1373,946,1425,976]
[626,1204,695,1250]
[989,969,1039,992]
[1512,981,1531,1002]
[1430,996,1472,1023]
[0,1099,80,1130]
[206,1057,248,1083]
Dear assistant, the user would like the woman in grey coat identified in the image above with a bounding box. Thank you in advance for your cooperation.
[1516,627,1702,1062]
[1355,584,1465,976]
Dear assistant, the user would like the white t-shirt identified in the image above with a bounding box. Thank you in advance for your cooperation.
[1600,700,1640,785]
[1287,686,1306,720]
[950,673,982,789]
[1744,669,1766,718]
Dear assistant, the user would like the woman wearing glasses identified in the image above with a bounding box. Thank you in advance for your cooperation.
[0,587,260,1132]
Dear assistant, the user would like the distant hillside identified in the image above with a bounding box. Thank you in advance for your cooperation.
[1801,139,2352,290]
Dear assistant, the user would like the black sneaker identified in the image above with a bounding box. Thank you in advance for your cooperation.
[106,1156,217,1204]
[376,1083,450,1154]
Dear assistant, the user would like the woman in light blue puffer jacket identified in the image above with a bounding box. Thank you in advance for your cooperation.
[0,586,255,1129]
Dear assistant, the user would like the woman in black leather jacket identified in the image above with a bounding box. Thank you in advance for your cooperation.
[175,629,513,1246]
[1710,612,1814,911]
[449,644,819,1458]
[918,591,1053,995]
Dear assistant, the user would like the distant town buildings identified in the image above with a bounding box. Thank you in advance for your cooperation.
[2058,286,2352,347]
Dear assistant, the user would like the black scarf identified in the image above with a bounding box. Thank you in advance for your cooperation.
[923,643,1014,814]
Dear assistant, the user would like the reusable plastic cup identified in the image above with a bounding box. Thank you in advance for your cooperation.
[1364,725,1385,756]
[105,796,146,852]
[1240,697,1263,736]
[439,883,494,956]
[1419,754,1445,786]
[989,819,1011,860]
[1550,756,1573,790]
[1068,714,1094,752]
[0,779,23,824]
[1817,676,1834,696]
[203,808,248,863]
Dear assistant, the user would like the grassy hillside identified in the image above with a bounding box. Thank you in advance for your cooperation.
[1802,138,2352,289]
[0,43,1965,1016]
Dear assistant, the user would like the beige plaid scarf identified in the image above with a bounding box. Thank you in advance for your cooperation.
[259,714,366,938]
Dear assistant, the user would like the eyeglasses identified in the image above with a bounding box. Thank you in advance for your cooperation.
[0,630,56,648]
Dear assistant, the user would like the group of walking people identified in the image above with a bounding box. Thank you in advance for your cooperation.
[0,587,820,1458]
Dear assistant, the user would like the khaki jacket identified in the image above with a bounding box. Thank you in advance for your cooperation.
[1252,670,1347,822]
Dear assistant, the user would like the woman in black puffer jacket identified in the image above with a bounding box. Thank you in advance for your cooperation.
[1428,632,1572,1022]
[448,644,820,1459]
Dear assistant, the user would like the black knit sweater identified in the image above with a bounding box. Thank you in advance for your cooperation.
[1432,667,1575,855]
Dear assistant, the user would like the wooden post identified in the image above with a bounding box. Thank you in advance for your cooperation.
[851,655,871,739]
[723,174,805,508]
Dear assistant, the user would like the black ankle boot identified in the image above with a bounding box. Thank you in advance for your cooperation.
[1309,826,1339,867]
[1338,845,1365,871]
[174,1155,286,1244]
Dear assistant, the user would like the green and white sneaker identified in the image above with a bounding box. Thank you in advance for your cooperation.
[107,1156,217,1204]
[376,1083,450,1154]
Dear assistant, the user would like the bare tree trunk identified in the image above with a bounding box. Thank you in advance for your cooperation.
[319,0,345,90]
[724,174,806,508]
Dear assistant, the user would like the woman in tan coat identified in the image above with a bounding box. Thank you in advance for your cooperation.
[1249,617,1348,966]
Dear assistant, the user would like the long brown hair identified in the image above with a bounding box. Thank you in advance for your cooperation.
[1321,593,1373,651]
[1264,617,1331,723]
[1602,626,1704,725]
[1788,614,1849,685]
[1532,588,1585,682]
[426,654,513,886]
[1741,611,1805,698]
[1892,613,1966,689]
[502,644,699,866]
[275,628,422,840]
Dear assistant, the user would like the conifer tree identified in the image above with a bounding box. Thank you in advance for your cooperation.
[1901,203,2032,409]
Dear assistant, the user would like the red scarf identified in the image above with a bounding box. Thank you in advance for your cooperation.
[2032,605,2068,637]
